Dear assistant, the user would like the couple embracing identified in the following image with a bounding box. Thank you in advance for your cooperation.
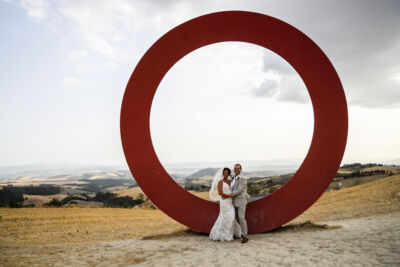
[209,164,250,244]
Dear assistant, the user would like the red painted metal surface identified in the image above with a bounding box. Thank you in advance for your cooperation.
[120,11,348,234]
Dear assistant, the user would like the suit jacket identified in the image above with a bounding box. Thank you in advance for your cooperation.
[231,173,250,207]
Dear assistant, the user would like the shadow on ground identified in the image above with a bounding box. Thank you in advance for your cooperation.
[142,221,342,240]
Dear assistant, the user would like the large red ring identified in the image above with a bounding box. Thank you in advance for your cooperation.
[120,11,348,233]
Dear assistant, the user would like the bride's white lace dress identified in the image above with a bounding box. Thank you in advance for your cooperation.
[209,181,242,241]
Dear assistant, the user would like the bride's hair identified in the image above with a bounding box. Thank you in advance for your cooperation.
[210,167,230,201]
[223,167,231,176]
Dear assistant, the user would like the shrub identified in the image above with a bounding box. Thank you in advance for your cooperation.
[47,198,62,207]
[60,194,89,205]
[94,192,144,208]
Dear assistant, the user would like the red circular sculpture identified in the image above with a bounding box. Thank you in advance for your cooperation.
[120,11,348,234]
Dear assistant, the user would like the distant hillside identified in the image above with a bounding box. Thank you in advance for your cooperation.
[0,163,126,180]
[185,167,289,180]
[1,162,397,206]
[183,163,400,197]
[186,168,219,179]
[0,170,137,195]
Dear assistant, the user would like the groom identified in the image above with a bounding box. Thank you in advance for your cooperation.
[231,163,249,244]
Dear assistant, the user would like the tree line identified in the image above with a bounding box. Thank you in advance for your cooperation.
[0,184,148,208]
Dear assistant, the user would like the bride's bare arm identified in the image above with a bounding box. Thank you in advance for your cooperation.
[218,180,233,197]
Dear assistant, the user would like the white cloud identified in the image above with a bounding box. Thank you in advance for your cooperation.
[276,76,309,103]
[55,0,196,61]
[63,77,82,88]
[16,0,49,20]
[252,78,278,97]
[2,0,400,165]
[263,54,293,75]
[66,49,89,63]
[58,1,121,59]
[250,52,309,103]
[5,0,400,107]
[393,72,400,82]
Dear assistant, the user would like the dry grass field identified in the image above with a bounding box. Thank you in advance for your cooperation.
[114,186,210,201]
[113,186,144,198]
[361,165,400,173]
[0,208,186,250]
[22,194,68,206]
[289,174,400,224]
[0,174,399,266]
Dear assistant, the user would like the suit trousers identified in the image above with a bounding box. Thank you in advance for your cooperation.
[234,204,248,237]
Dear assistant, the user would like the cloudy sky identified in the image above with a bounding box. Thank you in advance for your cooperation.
[0,0,399,168]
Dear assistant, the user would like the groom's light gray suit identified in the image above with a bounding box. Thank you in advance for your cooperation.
[231,173,250,237]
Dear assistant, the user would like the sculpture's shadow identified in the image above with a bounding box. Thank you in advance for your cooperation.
[142,221,342,240]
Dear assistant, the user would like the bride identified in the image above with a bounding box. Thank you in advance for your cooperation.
[209,167,242,241]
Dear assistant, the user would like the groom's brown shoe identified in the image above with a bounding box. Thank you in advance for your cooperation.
[241,237,249,244]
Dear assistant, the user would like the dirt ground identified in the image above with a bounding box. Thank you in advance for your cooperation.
[3,212,397,266]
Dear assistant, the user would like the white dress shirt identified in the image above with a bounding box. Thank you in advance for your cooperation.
[231,174,239,188]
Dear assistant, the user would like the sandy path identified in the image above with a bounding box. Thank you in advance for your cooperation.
[9,212,398,267]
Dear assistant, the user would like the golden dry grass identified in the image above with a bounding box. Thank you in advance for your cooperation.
[0,207,186,250]
[23,194,68,206]
[113,186,144,198]
[0,174,399,259]
[288,174,400,224]
[362,165,400,173]
[114,186,210,201]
